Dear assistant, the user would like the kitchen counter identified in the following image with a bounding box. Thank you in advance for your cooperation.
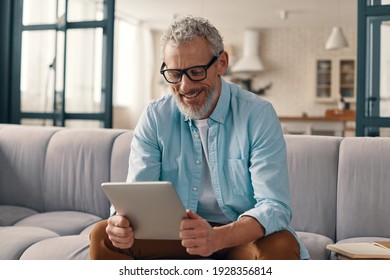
[279,110,356,136]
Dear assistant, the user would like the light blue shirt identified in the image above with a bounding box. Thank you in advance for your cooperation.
[127,78,309,259]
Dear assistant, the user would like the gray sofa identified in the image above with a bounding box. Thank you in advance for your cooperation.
[1,124,389,260]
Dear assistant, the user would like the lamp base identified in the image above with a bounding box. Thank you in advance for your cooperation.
[238,79,272,95]
[241,79,252,91]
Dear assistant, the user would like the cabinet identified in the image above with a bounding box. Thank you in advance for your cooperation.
[315,58,356,103]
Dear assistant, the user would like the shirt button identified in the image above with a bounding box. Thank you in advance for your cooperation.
[195,160,200,165]
[192,186,198,191]
[194,133,199,139]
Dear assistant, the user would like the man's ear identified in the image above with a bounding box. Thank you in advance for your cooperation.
[217,51,229,76]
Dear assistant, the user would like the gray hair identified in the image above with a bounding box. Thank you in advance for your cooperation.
[160,15,224,61]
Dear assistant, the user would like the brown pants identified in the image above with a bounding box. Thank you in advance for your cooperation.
[89,220,300,260]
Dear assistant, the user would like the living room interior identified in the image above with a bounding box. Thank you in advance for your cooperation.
[116,0,361,136]
[1,0,389,137]
[1,0,390,262]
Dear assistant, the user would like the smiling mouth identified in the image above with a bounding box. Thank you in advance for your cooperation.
[180,89,203,99]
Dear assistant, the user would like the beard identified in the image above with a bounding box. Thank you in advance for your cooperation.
[174,86,218,120]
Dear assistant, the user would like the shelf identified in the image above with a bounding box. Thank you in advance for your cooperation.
[315,57,356,103]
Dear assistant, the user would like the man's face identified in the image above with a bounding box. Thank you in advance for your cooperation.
[163,36,228,119]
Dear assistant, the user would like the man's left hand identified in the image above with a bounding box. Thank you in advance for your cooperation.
[179,210,221,257]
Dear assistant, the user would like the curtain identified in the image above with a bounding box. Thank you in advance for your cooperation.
[114,19,154,129]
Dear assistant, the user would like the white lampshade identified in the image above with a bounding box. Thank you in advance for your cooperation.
[231,29,264,73]
[325,27,349,50]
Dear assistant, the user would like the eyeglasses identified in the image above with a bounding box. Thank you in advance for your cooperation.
[160,54,219,84]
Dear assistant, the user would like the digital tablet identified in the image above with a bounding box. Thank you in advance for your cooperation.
[100,181,187,240]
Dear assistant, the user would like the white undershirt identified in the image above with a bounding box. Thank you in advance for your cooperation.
[194,119,230,224]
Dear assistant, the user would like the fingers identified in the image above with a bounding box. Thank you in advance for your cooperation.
[180,209,204,231]
[109,215,130,228]
[181,238,208,255]
[106,215,134,249]
[179,212,214,256]
[186,209,202,219]
[181,235,211,257]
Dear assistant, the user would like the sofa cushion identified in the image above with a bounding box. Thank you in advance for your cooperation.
[0,205,38,226]
[337,137,390,241]
[296,231,334,260]
[42,129,125,218]
[20,235,91,260]
[0,226,59,260]
[79,222,99,235]
[110,131,133,182]
[14,211,101,236]
[0,125,59,212]
[285,135,341,241]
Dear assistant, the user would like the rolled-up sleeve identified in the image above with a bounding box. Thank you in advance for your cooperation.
[238,103,292,236]
[127,106,161,182]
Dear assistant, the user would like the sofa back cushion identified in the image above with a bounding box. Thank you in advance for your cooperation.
[42,128,127,218]
[285,135,341,241]
[0,125,60,212]
[110,131,133,182]
[0,125,134,219]
[337,137,390,241]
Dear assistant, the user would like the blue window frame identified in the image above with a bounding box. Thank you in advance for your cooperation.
[10,0,115,128]
[356,0,390,136]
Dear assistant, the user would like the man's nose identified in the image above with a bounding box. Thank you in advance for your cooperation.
[179,74,195,92]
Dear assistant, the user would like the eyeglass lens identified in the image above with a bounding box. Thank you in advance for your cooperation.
[164,67,206,83]
[161,54,219,84]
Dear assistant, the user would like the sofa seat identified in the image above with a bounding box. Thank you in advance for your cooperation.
[13,211,102,236]
[296,231,334,260]
[0,205,39,226]
[0,226,59,259]
[0,206,101,260]
[20,235,91,260]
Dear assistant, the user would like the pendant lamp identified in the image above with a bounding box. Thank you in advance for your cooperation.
[325,0,349,50]
[325,26,349,50]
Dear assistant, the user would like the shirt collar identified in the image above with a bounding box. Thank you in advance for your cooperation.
[209,78,229,124]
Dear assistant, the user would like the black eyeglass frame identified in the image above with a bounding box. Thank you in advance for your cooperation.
[160,53,221,84]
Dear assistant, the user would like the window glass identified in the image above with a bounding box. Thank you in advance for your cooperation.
[65,28,103,113]
[65,120,103,128]
[367,0,390,6]
[20,30,56,113]
[67,0,104,22]
[21,118,54,126]
[366,15,390,117]
[365,127,390,136]
[113,19,137,106]
[55,31,65,93]
[379,20,390,117]
[23,0,57,25]
[380,127,390,136]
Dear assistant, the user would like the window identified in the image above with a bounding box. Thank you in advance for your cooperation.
[11,0,114,128]
[356,0,390,136]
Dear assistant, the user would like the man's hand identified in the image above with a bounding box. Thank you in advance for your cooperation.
[106,214,134,249]
[180,210,221,257]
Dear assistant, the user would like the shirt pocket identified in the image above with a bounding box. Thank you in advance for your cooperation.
[226,158,251,196]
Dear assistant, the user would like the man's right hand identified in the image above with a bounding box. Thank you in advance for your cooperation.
[106,215,134,249]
